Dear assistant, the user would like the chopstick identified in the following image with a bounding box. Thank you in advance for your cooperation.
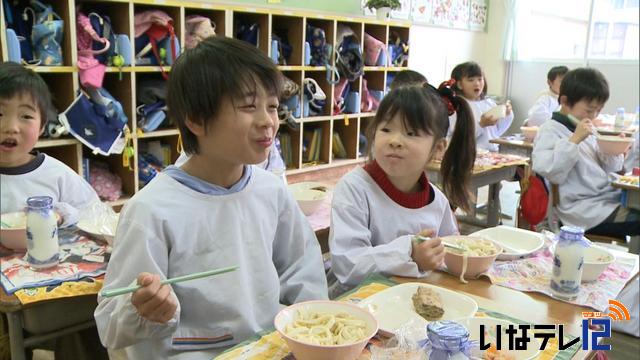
[567,114,599,138]
[0,220,11,229]
[413,235,465,251]
[100,265,238,298]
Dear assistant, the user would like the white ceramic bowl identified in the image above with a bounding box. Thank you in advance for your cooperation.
[274,300,378,360]
[582,245,615,282]
[1,211,61,250]
[484,104,507,119]
[520,126,539,142]
[596,135,634,155]
[288,182,329,216]
[470,225,546,260]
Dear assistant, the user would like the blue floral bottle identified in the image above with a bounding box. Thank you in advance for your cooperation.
[550,226,588,300]
[26,196,59,269]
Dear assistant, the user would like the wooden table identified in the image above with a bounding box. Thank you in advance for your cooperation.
[0,288,98,360]
[426,162,521,228]
[393,247,639,359]
[490,137,534,159]
[611,180,640,211]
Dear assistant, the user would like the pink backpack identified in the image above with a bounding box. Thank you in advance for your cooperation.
[360,79,380,112]
[363,32,385,66]
[76,12,110,88]
[185,15,216,49]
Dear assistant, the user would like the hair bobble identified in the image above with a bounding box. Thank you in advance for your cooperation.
[437,79,459,116]
[423,79,459,116]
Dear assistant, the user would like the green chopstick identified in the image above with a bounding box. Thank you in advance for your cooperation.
[100,265,238,298]
[0,220,12,229]
[413,235,465,251]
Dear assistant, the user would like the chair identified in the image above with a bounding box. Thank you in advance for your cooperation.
[548,184,628,250]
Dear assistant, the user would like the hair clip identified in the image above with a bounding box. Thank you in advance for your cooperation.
[436,79,458,116]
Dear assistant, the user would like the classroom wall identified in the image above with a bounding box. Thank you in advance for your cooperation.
[194,0,362,16]
[408,0,509,96]
[506,60,640,134]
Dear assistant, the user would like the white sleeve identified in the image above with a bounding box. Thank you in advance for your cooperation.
[94,208,180,350]
[57,169,101,227]
[596,150,624,174]
[527,96,553,127]
[272,193,328,304]
[532,128,580,184]
[495,110,514,136]
[624,132,640,172]
[329,188,423,288]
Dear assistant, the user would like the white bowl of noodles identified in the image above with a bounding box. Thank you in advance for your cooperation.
[274,300,378,360]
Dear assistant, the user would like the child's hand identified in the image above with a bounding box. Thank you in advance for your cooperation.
[480,113,499,128]
[54,211,63,226]
[411,237,445,272]
[570,118,594,144]
[131,273,178,323]
[505,100,512,116]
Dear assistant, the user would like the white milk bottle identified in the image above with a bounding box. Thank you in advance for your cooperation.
[26,196,60,269]
[550,226,588,300]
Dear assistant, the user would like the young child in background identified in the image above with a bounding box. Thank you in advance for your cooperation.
[0,62,100,227]
[526,66,569,127]
[389,69,428,90]
[449,61,513,152]
[95,37,328,358]
[532,67,639,238]
[328,82,476,296]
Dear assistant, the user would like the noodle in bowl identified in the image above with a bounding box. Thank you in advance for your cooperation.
[442,236,502,283]
[274,300,378,360]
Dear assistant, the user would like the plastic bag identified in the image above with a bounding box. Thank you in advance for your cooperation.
[369,319,428,360]
[77,201,119,246]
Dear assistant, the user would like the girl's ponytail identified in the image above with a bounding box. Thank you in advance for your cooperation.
[438,80,476,212]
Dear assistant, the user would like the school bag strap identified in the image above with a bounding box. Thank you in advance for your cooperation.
[134,10,177,79]
[77,12,111,55]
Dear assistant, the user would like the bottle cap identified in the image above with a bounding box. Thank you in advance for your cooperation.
[26,196,53,209]
[558,226,588,246]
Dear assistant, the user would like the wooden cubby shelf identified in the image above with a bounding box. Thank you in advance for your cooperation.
[0,0,410,206]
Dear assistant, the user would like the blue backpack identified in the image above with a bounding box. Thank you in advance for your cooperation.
[306,23,339,84]
[4,0,64,65]
[336,29,364,82]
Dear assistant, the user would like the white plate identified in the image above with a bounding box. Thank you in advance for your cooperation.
[358,282,478,336]
[470,226,545,260]
[457,317,541,360]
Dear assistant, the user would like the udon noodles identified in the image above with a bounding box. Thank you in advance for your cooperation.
[284,309,367,345]
[447,238,499,284]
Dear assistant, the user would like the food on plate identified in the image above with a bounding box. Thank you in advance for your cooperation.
[411,286,444,321]
[484,344,516,360]
[283,309,367,345]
